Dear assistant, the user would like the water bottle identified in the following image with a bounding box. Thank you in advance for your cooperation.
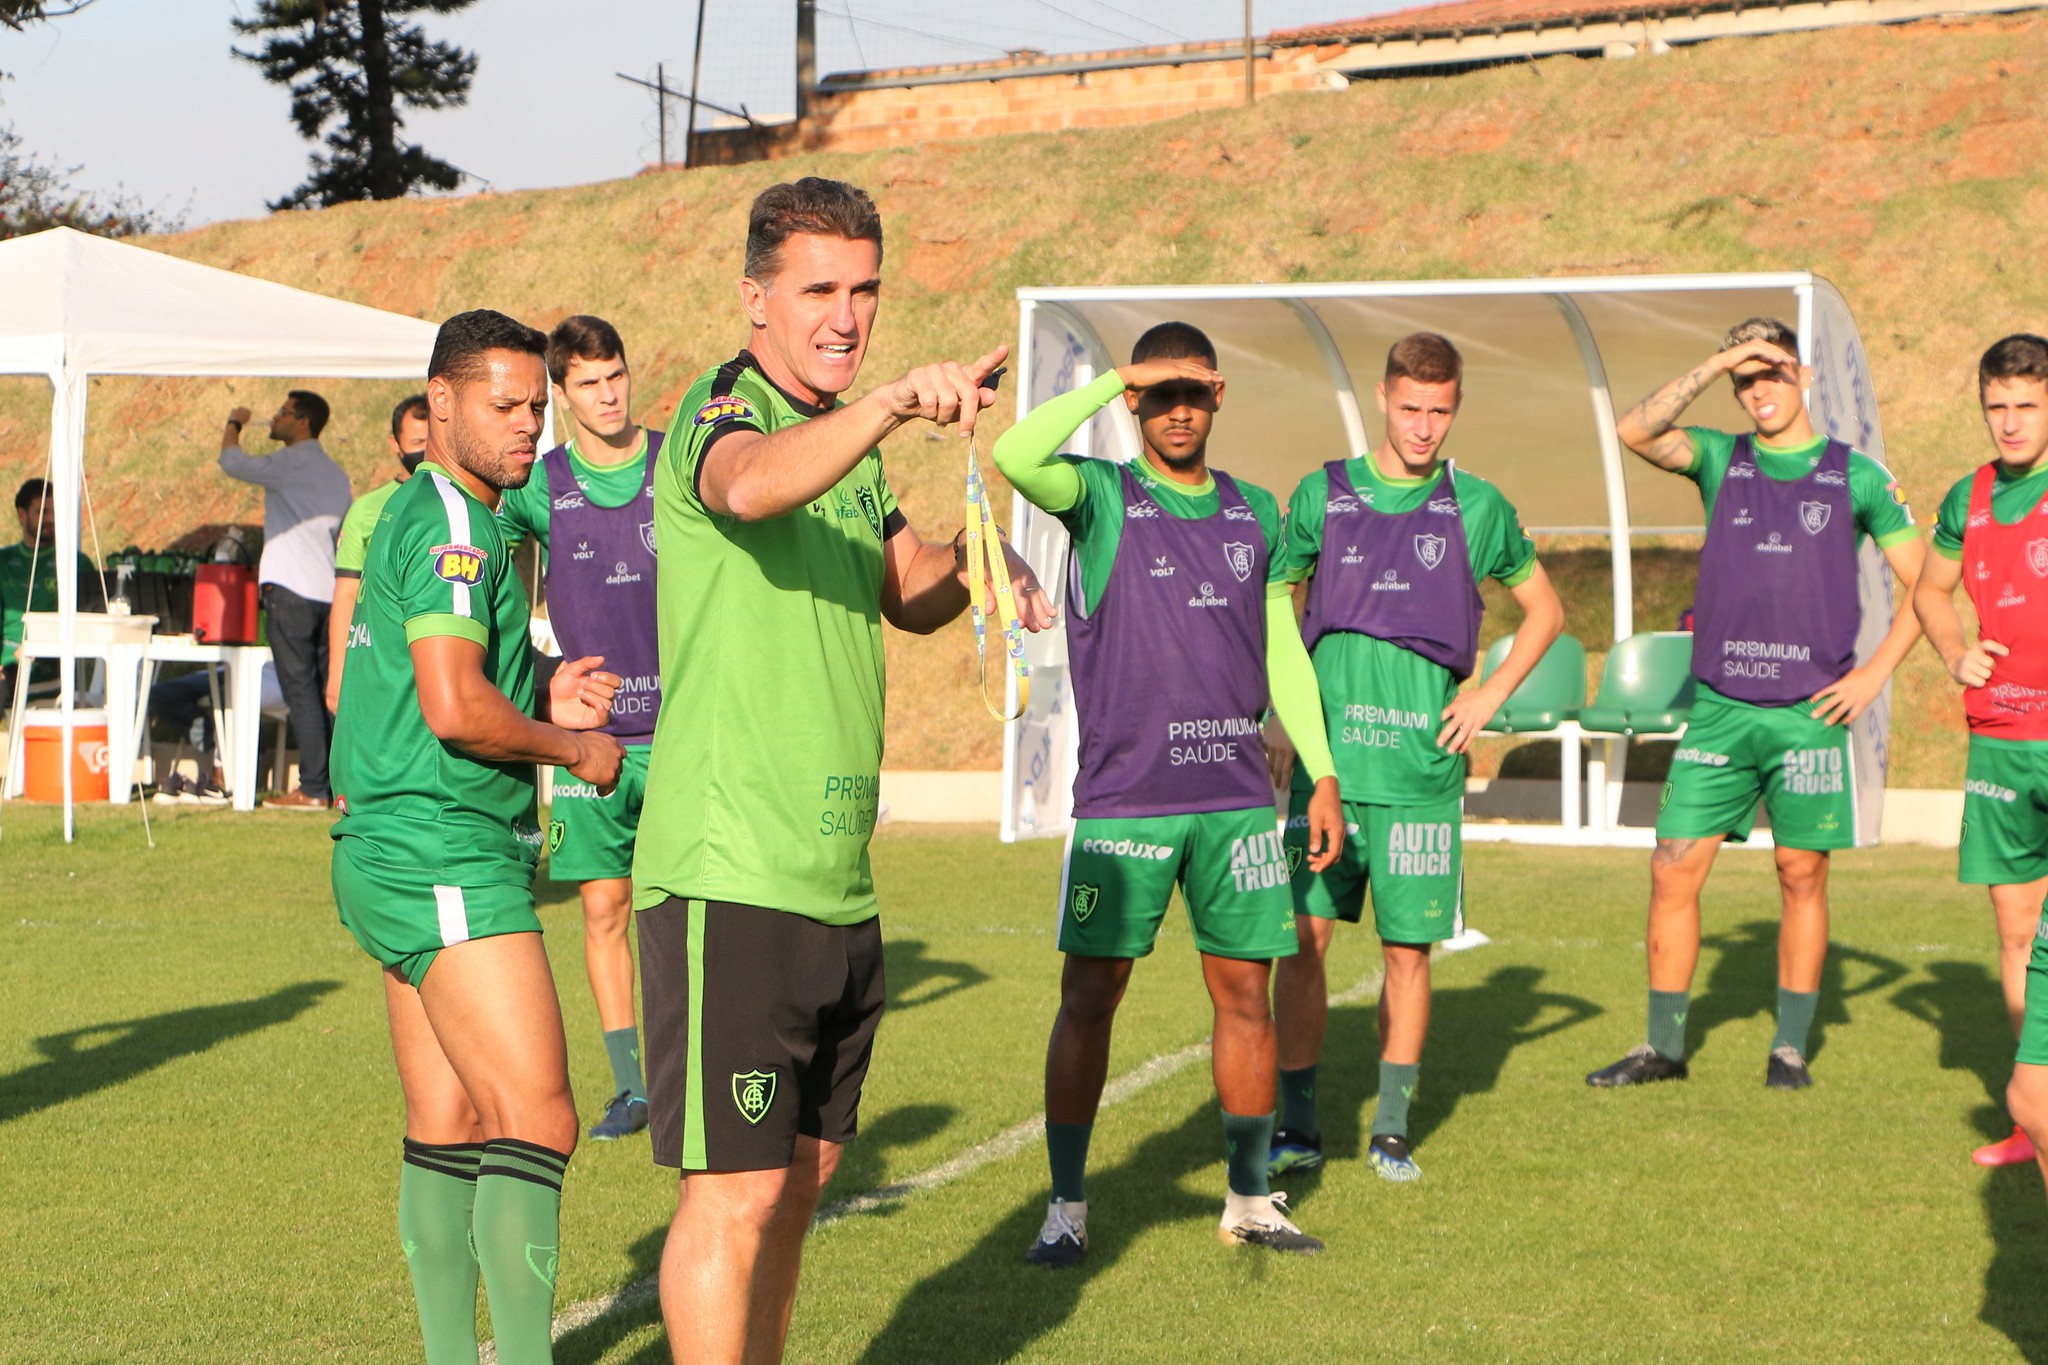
[110,562,134,616]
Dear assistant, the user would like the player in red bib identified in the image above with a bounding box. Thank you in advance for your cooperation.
[1915,333,2048,1169]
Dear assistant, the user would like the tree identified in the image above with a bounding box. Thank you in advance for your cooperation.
[232,0,478,212]
[0,0,98,30]
[0,124,184,240]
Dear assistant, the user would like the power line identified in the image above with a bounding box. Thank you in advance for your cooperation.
[1018,0,1154,47]
[1067,0,1188,43]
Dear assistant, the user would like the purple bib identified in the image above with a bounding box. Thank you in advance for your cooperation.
[541,433,665,741]
[1066,465,1273,819]
[1301,460,1485,681]
[1690,435,1858,705]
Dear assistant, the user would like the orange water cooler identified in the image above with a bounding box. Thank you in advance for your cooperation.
[20,708,112,802]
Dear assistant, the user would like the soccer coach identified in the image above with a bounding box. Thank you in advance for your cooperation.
[633,177,1055,1362]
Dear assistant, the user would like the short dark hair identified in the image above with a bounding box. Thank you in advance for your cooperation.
[389,393,429,440]
[546,316,627,387]
[286,389,331,437]
[1981,334,2048,392]
[1385,332,1462,389]
[14,477,48,510]
[429,309,547,387]
[1722,316,1799,355]
[1130,321,1217,367]
[744,177,883,281]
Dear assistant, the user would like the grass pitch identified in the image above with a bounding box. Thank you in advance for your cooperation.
[4,805,2045,1361]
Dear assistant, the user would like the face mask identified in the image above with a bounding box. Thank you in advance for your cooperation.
[400,450,426,474]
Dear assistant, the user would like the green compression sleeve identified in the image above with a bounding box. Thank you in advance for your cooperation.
[990,369,1128,515]
[1265,587,1335,784]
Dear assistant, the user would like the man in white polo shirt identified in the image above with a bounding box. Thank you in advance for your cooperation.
[219,390,353,809]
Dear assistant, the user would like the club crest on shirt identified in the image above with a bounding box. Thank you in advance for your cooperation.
[693,394,757,427]
[1799,501,1832,535]
[1413,533,1448,571]
[430,543,485,584]
[1223,541,1254,583]
[640,521,658,556]
[2028,539,2048,578]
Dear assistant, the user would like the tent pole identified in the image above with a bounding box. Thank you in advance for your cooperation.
[51,368,85,843]
[1548,294,1634,642]
[1284,299,1370,458]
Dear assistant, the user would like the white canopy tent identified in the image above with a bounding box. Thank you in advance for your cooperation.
[1000,273,1893,846]
[0,227,439,839]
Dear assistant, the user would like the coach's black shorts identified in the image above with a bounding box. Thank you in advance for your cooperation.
[640,897,886,1172]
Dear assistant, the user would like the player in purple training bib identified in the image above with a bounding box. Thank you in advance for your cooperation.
[1588,317,1925,1092]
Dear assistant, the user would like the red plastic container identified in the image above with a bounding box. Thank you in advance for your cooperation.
[192,563,258,643]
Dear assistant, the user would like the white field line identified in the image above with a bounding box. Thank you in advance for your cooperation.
[484,968,1385,1357]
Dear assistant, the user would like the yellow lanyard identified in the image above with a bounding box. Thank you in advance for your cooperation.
[965,435,1030,721]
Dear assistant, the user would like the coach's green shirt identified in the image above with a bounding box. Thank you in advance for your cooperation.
[496,431,651,554]
[1932,462,2048,559]
[1276,456,1536,805]
[334,477,402,579]
[633,352,901,924]
[331,462,542,883]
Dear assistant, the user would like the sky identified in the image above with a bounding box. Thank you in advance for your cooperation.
[0,1,1390,228]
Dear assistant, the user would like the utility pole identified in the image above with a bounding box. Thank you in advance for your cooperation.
[1244,0,1255,106]
[796,0,816,125]
[686,0,708,168]
[616,67,759,168]
[656,60,668,166]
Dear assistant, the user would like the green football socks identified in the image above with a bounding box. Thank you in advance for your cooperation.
[1221,1110,1274,1197]
[1649,989,1691,1060]
[1372,1062,1420,1138]
[602,1026,646,1100]
[473,1139,567,1365]
[1772,988,1820,1057]
[398,1140,482,1365]
[1278,1065,1319,1140]
[1046,1121,1092,1204]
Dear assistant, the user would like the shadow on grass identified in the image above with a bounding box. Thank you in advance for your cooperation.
[0,980,341,1125]
[852,1101,1220,1365]
[1891,960,2048,1362]
[1687,918,1906,1064]
[1292,964,1602,1174]
[885,938,989,1012]
[551,1101,959,1365]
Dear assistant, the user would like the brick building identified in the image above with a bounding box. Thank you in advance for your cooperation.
[688,0,2039,167]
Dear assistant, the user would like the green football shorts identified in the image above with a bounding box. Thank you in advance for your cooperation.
[1656,689,1856,850]
[332,840,541,987]
[2016,923,2048,1067]
[1284,791,1463,945]
[1057,806,1296,961]
[1960,736,2048,886]
[545,743,651,882]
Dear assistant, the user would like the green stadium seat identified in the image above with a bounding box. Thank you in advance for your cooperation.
[1479,632,1586,735]
[1577,632,1698,833]
[1578,632,1697,736]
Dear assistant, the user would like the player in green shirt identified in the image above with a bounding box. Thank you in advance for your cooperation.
[1589,317,1925,1092]
[1914,333,2048,1169]
[1270,332,1564,1182]
[496,316,663,1143]
[325,393,427,713]
[329,310,624,1365]
[2,478,96,697]
[994,327,1343,1264]
[634,177,1054,1364]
